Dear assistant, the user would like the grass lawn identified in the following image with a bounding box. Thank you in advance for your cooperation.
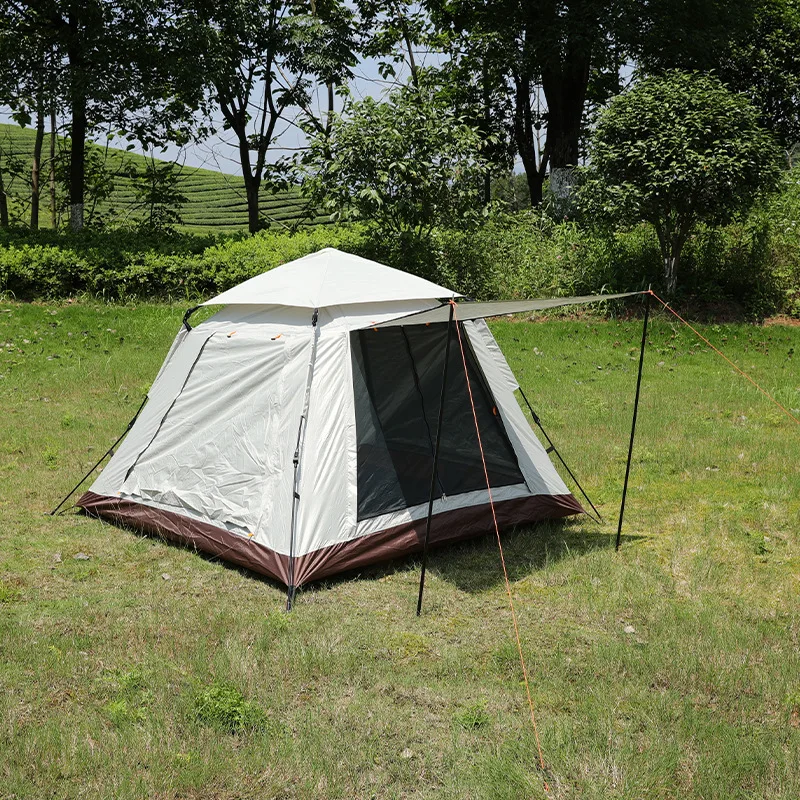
[0,300,798,799]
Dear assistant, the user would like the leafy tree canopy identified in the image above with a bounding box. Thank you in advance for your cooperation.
[717,0,800,149]
[581,71,782,295]
[301,82,496,246]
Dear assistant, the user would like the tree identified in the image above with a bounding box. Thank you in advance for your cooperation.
[716,0,800,150]
[355,0,434,89]
[130,157,187,233]
[0,0,206,231]
[0,8,61,230]
[191,0,356,234]
[581,72,781,295]
[429,0,627,207]
[302,83,494,246]
[627,0,800,150]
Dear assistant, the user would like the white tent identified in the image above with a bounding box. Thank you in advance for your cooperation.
[78,248,589,592]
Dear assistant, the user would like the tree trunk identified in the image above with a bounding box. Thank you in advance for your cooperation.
[31,104,45,231]
[663,255,678,297]
[237,134,261,234]
[541,43,591,170]
[482,60,491,206]
[245,179,261,234]
[68,94,86,231]
[512,74,546,206]
[67,10,86,232]
[0,170,8,228]
[655,220,689,297]
[49,105,57,228]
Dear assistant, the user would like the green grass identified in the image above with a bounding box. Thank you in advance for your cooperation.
[0,301,798,798]
[0,123,327,232]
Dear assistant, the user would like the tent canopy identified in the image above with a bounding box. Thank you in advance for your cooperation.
[202,248,458,309]
[371,293,645,327]
[201,248,644,326]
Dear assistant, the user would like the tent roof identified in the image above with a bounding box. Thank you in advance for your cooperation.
[371,292,645,327]
[202,248,458,309]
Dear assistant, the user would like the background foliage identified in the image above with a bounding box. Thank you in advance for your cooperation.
[2,170,798,318]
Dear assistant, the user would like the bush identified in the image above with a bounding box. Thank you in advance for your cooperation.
[0,225,368,302]
[0,186,798,318]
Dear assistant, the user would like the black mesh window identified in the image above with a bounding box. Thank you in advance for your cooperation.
[351,323,525,520]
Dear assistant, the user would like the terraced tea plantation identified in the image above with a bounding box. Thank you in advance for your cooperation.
[0,123,327,232]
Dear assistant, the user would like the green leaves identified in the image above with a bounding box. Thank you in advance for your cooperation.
[581,71,782,294]
[302,82,495,243]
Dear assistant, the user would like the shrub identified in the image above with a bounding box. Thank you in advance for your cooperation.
[193,682,271,734]
[0,191,797,318]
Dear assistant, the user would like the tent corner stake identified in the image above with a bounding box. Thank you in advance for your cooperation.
[616,291,651,551]
[416,303,455,616]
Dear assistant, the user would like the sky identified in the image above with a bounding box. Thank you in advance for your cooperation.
[0,53,429,178]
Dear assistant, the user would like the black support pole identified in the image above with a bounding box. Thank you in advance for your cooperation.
[286,308,319,611]
[416,303,455,616]
[616,291,651,551]
[518,386,603,524]
[49,394,148,516]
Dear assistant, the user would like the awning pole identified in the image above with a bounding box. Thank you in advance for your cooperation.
[416,302,455,616]
[616,290,651,551]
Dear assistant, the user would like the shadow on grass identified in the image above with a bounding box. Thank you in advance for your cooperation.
[87,510,646,600]
[318,518,648,595]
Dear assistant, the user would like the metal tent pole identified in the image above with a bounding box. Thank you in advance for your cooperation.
[517,386,603,523]
[416,302,455,616]
[616,291,651,551]
[49,395,148,515]
[286,308,320,611]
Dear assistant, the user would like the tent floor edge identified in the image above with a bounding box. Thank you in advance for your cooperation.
[76,491,292,587]
[77,490,583,593]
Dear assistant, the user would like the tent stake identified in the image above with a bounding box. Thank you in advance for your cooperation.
[518,387,603,523]
[616,291,651,550]
[49,395,148,516]
[416,302,455,616]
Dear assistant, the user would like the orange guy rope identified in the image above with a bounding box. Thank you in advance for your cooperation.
[452,306,550,793]
[649,291,800,426]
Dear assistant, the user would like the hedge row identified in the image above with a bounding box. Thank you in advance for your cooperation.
[1,197,798,318]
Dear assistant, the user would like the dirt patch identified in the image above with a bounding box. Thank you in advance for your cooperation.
[763,315,800,327]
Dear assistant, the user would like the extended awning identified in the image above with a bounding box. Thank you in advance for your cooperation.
[368,291,646,327]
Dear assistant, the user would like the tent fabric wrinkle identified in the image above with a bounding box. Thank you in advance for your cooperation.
[76,247,594,589]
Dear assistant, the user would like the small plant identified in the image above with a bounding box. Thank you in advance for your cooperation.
[104,698,145,725]
[455,701,491,730]
[193,682,270,734]
[390,631,432,660]
[0,580,22,603]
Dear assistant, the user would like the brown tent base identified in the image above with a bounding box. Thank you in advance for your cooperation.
[77,490,583,588]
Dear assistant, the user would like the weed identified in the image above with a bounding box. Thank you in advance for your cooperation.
[42,447,59,470]
[0,579,21,603]
[455,701,491,730]
[193,683,271,734]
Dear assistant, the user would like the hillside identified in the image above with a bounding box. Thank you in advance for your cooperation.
[0,123,327,232]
